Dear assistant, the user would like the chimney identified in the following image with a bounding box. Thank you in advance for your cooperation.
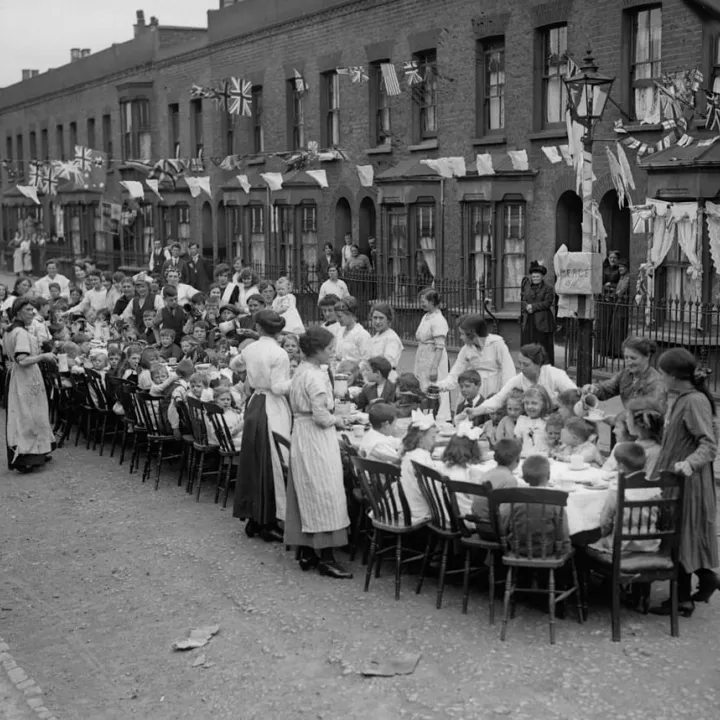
[149,16,159,28]
[134,9,146,37]
[22,69,32,80]
[31,70,39,77]
[70,48,81,62]
[81,49,91,58]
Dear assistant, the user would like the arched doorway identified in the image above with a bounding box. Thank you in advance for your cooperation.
[216,201,227,264]
[335,197,352,248]
[599,189,630,261]
[555,191,583,252]
[201,202,213,261]
[358,196,376,256]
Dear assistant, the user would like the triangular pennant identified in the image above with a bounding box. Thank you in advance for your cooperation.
[356,164,374,187]
[237,174,251,194]
[306,169,328,188]
[260,172,284,191]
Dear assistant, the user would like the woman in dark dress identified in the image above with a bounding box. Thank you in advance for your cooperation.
[597,250,621,360]
[607,258,631,360]
[520,260,555,365]
[650,348,719,617]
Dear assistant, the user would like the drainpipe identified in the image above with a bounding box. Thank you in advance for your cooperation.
[439,177,445,278]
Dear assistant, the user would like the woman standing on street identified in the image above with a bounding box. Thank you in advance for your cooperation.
[650,348,719,618]
[232,310,292,541]
[367,302,404,374]
[3,298,56,473]
[520,260,555,365]
[285,326,352,579]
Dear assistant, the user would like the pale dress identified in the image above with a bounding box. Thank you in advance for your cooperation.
[335,323,371,365]
[367,328,404,369]
[285,362,349,547]
[272,293,305,335]
[414,310,450,422]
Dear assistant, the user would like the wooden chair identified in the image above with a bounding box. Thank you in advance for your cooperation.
[493,487,584,644]
[412,462,479,610]
[272,431,291,488]
[445,479,504,624]
[584,470,685,641]
[351,457,428,601]
[71,373,97,450]
[134,392,183,489]
[85,369,118,456]
[173,398,196,489]
[185,397,220,499]
[204,402,240,508]
[106,378,144,469]
[46,366,73,447]
[339,433,368,563]
[126,389,149,474]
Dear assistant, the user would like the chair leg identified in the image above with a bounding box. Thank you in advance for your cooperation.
[155,441,166,490]
[142,440,153,483]
[571,558,584,624]
[349,508,364,563]
[436,539,450,610]
[364,530,378,592]
[186,448,196,494]
[488,551,496,625]
[109,421,119,458]
[98,417,108,455]
[416,534,433,595]
[214,456,224,504]
[223,459,233,509]
[548,568,556,645]
[177,445,186,487]
[610,577,622,642]
[670,578,679,638]
[75,409,83,446]
[462,548,471,615]
[394,535,402,601]
[500,566,514,641]
[130,434,139,474]
[85,412,93,450]
[375,530,383,578]
[195,452,206,502]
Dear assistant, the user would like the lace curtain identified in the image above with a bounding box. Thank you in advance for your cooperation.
[503,204,525,304]
[633,8,662,123]
[417,205,436,278]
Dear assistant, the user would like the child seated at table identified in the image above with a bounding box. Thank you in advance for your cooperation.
[355,356,396,411]
[545,412,564,457]
[395,373,426,419]
[602,411,636,472]
[624,399,663,477]
[481,406,505,449]
[157,328,183,363]
[502,455,571,557]
[453,370,485,427]
[149,362,180,399]
[590,442,660,556]
[471,438,521,527]
[557,388,582,421]
[359,402,401,464]
[556,417,603,467]
[187,371,214,403]
[438,421,485,517]
[396,410,438,524]
[494,393,523,442]
[515,386,551,457]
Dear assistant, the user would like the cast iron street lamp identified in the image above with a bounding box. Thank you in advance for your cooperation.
[563,50,615,387]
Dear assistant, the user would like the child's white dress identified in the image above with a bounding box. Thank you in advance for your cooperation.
[272,294,305,335]
[514,415,548,457]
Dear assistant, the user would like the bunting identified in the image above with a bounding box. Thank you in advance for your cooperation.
[403,60,423,86]
[706,90,720,133]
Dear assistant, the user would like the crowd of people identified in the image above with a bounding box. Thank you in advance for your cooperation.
[1,245,717,618]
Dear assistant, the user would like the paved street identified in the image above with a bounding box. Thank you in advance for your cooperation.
[1,437,719,720]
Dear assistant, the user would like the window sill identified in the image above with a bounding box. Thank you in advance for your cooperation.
[528,129,569,141]
[365,145,393,156]
[620,122,662,134]
[246,157,265,166]
[408,139,439,152]
[472,135,507,147]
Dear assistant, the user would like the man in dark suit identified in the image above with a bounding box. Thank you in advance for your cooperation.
[161,242,189,283]
[355,356,397,411]
[453,370,485,426]
[185,241,211,292]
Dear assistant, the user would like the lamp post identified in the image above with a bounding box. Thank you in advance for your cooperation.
[563,50,615,387]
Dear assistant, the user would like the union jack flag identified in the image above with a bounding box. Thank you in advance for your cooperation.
[706,90,720,133]
[190,84,214,99]
[404,60,423,86]
[74,145,93,173]
[213,80,230,112]
[2,160,20,184]
[27,160,45,189]
[227,77,252,117]
[43,164,60,196]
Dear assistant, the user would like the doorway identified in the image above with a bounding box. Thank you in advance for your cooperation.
[599,189,630,261]
[358,196,376,256]
[201,202,213,261]
[216,201,227,264]
[555,191,583,252]
[335,197,352,250]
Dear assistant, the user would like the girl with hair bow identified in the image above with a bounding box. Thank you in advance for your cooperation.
[438,420,487,517]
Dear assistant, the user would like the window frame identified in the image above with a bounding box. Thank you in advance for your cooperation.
[476,37,505,136]
[40,129,49,161]
[119,98,151,160]
[56,124,64,161]
[102,114,112,162]
[321,71,341,148]
[189,99,203,157]
[86,118,96,150]
[16,134,24,176]
[498,199,527,309]
[412,50,438,141]
[462,201,495,297]
[369,60,392,147]
[160,203,191,243]
[714,34,720,92]
[538,23,569,130]
[29,131,37,161]
[628,5,662,122]
[287,80,305,150]
[69,121,78,154]
[251,86,264,153]
[168,103,180,157]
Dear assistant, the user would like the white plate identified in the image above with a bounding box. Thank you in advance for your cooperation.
[567,463,590,471]
[585,411,605,422]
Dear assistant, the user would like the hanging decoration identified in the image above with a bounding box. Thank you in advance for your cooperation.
[306,169,329,188]
[403,60,423,86]
[705,201,720,273]
[356,165,374,188]
[236,174,251,194]
[380,63,401,96]
[119,180,144,199]
[507,150,528,171]
[706,90,720,133]
[605,146,628,208]
[541,146,562,164]
[227,77,252,117]
[145,179,163,200]
[336,66,368,84]
[16,185,40,204]
[261,172,284,192]
[475,153,494,176]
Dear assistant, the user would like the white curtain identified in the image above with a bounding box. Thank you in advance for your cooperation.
[706,201,720,274]
[420,235,436,278]
[673,202,701,304]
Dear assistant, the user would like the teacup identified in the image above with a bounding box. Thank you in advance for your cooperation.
[570,454,585,471]
[352,424,365,439]
[57,353,69,373]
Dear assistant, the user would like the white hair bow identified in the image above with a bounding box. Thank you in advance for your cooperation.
[456,421,482,441]
[410,409,436,431]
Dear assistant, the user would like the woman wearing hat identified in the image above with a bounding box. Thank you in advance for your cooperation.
[333,297,371,365]
[521,260,555,365]
[607,256,630,359]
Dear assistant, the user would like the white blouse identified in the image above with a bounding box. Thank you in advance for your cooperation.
[478,365,577,413]
[335,323,371,364]
[367,328,404,368]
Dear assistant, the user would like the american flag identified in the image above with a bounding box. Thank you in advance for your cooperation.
[380,63,401,96]
[227,77,252,116]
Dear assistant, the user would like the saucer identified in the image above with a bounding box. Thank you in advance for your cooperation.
[585,411,605,422]
[568,463,590,471]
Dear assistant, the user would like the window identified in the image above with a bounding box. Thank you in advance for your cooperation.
[5,136,12,166]
[369,61,391,146]
[477,38,505,135]
[247,204,265,270]
[160,204,190,243]
[190,99,203,156]
[387,206,408,282]
[168,103,180,156]
[102,114,112,160]
[56,124,64,160]
[16,135,24,176]
[63,204,96,257]
[287,79,305,150]
[41,129,48,160]
[221,111,235,155]
[413,50,438,140]
[540,25,568,127]
[500,202,526,305]
[272,204,295,271]
[300,204,318,267]
[86,118,96,149]
[120,98,151,160]
[630,6,662,122]
[252,86,264,153]
[225,206,243,262]
[69,122,78,153]
[415,204,437,282]
[29,131,37,160]
[321,71,341,147]
[464,203,494,296]
[122,202,155,263]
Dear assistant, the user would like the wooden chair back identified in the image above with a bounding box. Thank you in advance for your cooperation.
[186,396,211,445]
[339,433,361,494]
[612,470,685,560]
[445,479,499,541]
[411,461,459,535]
[203,402,237,454]
[272,432,291,488]
[86,369,112,411]
[351,457,412,528]
[135,391,173,436]
[107,377,139,422]
[493,487,570,561]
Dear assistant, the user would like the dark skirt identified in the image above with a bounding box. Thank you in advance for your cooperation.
[232,393,276,525]
[607,304,629,360]
[521,320,554,366]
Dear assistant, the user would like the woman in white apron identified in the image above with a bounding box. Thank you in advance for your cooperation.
[284,326,352,579]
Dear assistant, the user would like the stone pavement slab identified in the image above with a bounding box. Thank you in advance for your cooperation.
[0,670,41,720]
